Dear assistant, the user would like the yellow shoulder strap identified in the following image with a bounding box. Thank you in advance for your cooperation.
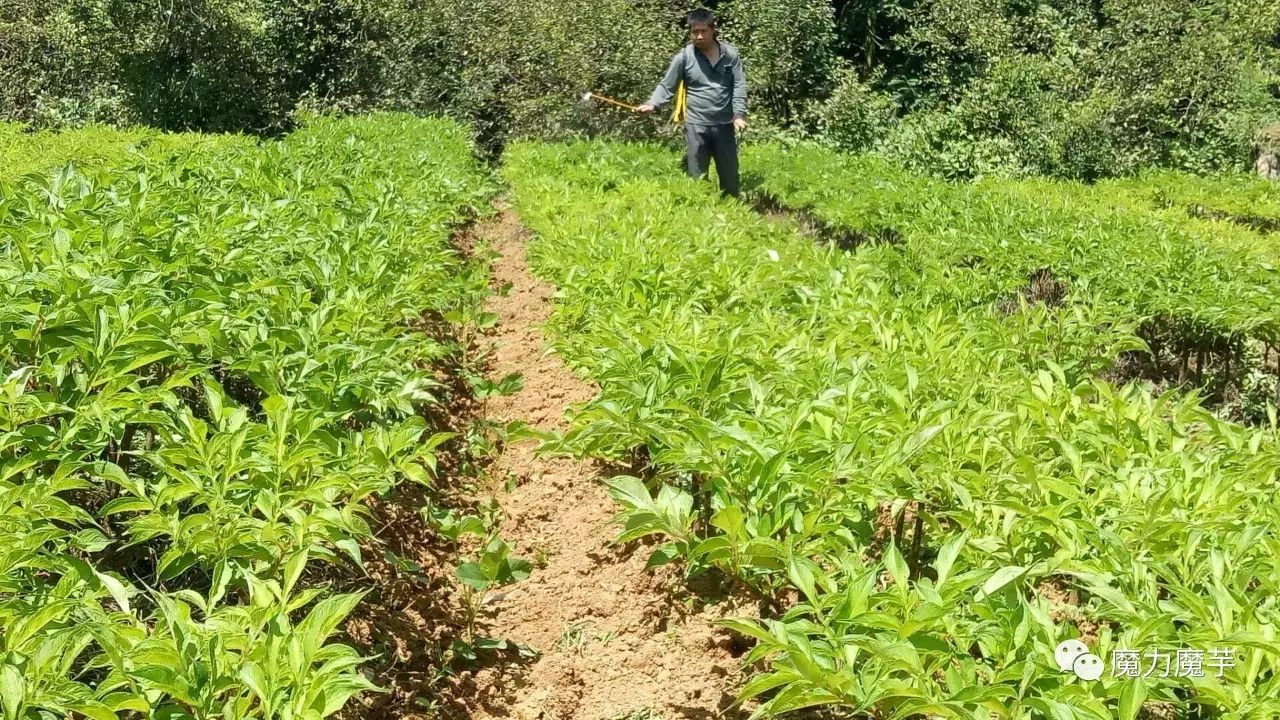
[670,80,687,124]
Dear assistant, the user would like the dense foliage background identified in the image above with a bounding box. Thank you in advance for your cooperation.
[3,0,1279,176]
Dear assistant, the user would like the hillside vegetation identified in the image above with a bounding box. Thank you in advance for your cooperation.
[3,0,1279,177]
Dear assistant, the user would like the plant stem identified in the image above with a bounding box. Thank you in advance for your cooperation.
[909,508,924,580]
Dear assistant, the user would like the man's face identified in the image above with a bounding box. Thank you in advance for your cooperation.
[689,22,715,50]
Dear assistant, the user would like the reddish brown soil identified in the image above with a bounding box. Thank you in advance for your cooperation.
[450,205,750,720]
[334,484,471,718]
[334,271,487,719]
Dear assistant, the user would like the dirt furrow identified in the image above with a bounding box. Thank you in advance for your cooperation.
[453,204,748,720]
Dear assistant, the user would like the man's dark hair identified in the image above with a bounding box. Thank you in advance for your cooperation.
[687,8,715,27]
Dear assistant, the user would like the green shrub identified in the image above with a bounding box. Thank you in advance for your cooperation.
[378,0,686,155]
[812,65,896,152]
[1083,0,1279,175]
[1045,98,1120,182]
[877,0,1280,178]
[0,0,129,126]
[720,0,840,126]
[2,0,1277,179]
[881,109,1026,179]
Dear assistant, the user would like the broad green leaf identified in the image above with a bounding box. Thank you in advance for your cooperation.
[456,561,490,591]
[975,565,1027,602]
[239,662,272,706]
[0,665,24,720]
[1118,678,1146,720]
[934,533,967,589]
[96,571,132,613]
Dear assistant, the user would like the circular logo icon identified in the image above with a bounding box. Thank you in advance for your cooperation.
[1054,639,1089,672]
[1072,652,1104,681]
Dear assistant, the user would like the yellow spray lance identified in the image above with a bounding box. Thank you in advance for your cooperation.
[580,91,639,111]
[580,83,687,123]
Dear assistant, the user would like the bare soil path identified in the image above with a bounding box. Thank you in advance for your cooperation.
[451,203,749,720]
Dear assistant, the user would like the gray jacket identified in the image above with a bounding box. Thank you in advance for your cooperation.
[646,41,748,126]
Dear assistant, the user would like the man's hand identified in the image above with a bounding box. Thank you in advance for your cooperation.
[733,117,748,133]
[636,104,655,114]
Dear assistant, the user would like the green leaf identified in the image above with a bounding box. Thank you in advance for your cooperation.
[716,617,777,645]
[0,665,25,720]
[503,556,532,584]
[975,565,1027,602]
[1118,678,1146,720]
[69,705,119,720]
[933,533,967,589]
[283,549,310,596]
[456,561,490,591]
[884,541,909,589]
[646,543,680,569]
[96,571,132,613]
[239,662,272,707]
[402,462,433,487]
[739,671,793,701]
[100,496,154,516]
[296,592,365,656]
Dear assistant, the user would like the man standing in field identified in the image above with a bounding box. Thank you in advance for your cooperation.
[636,8,749,197]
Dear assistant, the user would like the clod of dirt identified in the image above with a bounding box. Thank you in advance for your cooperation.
[1138,701,1178,720]
[1034,577,1102,646]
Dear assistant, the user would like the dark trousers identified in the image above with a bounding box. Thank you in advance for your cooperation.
[684,122,739,197]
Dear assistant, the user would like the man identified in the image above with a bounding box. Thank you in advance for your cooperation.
[637,8,748,197]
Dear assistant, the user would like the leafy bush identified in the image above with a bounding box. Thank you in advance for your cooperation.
[720,0,840,125]
[1046,97,1120,182]
[111,0,298,133]
[880,109,1025,180]
[0,0,129,126]
[812,65,896,152]
[1085,0,1280,175]
[397,0,685,154]
[2,0,432,133]
[887,0,1078,103]
[874,0,1280,178]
